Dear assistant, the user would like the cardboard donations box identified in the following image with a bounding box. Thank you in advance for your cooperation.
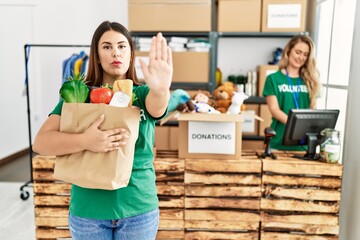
[178,113,242,159]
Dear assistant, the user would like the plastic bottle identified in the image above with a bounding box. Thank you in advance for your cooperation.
[251,71,257,96]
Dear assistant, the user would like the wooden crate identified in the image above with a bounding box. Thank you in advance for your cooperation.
[260,153,343,240]
[32,155,71,239]
[33,152,185,240]
[184,154,262,239]
[155,150,185,239]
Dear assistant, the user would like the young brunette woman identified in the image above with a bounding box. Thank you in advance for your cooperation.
[262,35,320,150]
[32,21,172,240]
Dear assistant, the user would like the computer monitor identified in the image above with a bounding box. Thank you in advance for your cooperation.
[283,109,340,160]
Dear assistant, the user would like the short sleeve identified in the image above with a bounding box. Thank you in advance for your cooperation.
[262,74,276,97]
[133,85,168,121]
[49,100,64,116]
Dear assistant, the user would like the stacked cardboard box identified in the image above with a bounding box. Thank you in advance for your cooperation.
[129,0,211,32]
[218,0,261,32]
[262,0,308,32]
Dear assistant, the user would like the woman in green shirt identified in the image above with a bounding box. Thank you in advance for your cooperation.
[262,35,320,150]
[32,21,172,239]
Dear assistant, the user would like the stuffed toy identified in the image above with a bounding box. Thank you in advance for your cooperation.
[227,91,249,114]
[269,47,283,65]
[212,82,236,113]
[194,102,220,114]
[168,89,191,113]
[191,90,219,114]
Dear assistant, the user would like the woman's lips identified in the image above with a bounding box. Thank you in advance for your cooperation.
[111,61,122,66]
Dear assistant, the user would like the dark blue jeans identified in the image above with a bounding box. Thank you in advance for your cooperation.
[68,208,159,240]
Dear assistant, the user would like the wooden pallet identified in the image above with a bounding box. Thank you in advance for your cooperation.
[184,154,262,239]
[33,152,185,239]
[260,153,343,240]
[155,150,185,239]
[32,155,71,239]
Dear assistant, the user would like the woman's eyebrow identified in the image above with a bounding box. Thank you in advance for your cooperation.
[100,40,127,46]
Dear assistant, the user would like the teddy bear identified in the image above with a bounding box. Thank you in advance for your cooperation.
[212,82,236,113]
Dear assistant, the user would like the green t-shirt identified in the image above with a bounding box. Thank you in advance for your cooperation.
[51,84,166,220]
[262,70,310,151]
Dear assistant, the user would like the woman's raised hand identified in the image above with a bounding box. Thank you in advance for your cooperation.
[139,32,173,93]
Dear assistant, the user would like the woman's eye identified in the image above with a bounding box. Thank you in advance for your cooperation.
[119,45,126,49]
[103,45,110,50]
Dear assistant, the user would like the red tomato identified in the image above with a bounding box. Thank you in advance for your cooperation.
[90,87,113,104]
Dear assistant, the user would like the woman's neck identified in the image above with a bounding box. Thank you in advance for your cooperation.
[285,66,300,78]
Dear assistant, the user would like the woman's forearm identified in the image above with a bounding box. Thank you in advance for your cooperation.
[270,108,288,124]
[33,131,86,156]
[146,88,170,118]
[266,95,288,124]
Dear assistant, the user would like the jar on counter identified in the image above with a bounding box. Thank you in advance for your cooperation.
[320,128,341,163]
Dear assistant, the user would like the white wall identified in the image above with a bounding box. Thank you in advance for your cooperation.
[217,37,289,80]
[0,0,128,160]
[340,1,360,239]
[0,2,35,160]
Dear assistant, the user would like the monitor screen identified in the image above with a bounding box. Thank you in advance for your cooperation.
[283,109,339,160]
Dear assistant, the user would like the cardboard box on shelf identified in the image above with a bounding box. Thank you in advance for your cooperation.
[178,113,243,159]
[242,104,260,136]
[261,0,308,32]
[218,0,261,32]
[155,126,179,150]
[136,51,209,83]
[129,0,211,31]
[242,139,264,150]
[259,104,272,136]
[258,65,279,96]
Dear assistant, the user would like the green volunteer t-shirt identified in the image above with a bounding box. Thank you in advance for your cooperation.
[262,70,310,151]
[51,84,166,220]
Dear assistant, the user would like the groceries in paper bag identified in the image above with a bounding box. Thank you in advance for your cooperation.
[54,75,140,190]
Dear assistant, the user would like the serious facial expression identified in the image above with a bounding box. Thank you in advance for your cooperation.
[98,30,131,83]
[288,41,310,70]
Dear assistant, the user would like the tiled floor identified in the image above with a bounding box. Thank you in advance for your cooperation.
[0,154,35,239]
[0,182,35,239]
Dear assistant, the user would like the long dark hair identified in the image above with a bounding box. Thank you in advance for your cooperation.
[85,21,139,86]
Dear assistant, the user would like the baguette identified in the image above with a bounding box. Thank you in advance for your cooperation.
[113,79,133,107]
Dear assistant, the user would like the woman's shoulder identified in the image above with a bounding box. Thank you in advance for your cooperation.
[266,69,286,81]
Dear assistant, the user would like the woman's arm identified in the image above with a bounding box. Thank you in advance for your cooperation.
[140,33,173,118]
[33,114,128,156]
[266,95,288,124]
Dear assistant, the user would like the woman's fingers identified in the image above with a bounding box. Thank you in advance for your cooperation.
[149,36,156,63]
[156,32,163,60]
[167,46,173,66]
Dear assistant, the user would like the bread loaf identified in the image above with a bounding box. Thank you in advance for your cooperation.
[113,79,133,107]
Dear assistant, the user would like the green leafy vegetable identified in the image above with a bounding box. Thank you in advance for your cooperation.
[132,92,138,104]
[60,73,89,103]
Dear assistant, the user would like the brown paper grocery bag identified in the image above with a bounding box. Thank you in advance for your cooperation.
[54,103,140,190]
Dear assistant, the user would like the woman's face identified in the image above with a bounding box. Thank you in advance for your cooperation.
[98,30,131,84]
[288,41,310,70]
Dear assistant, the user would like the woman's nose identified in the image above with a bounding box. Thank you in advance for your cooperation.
[113,49,120,57]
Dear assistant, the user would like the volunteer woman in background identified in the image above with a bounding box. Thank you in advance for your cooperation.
[32,21,172,239]
[262,35,320,150]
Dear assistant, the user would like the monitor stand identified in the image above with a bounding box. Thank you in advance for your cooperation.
[292,133,320,161]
